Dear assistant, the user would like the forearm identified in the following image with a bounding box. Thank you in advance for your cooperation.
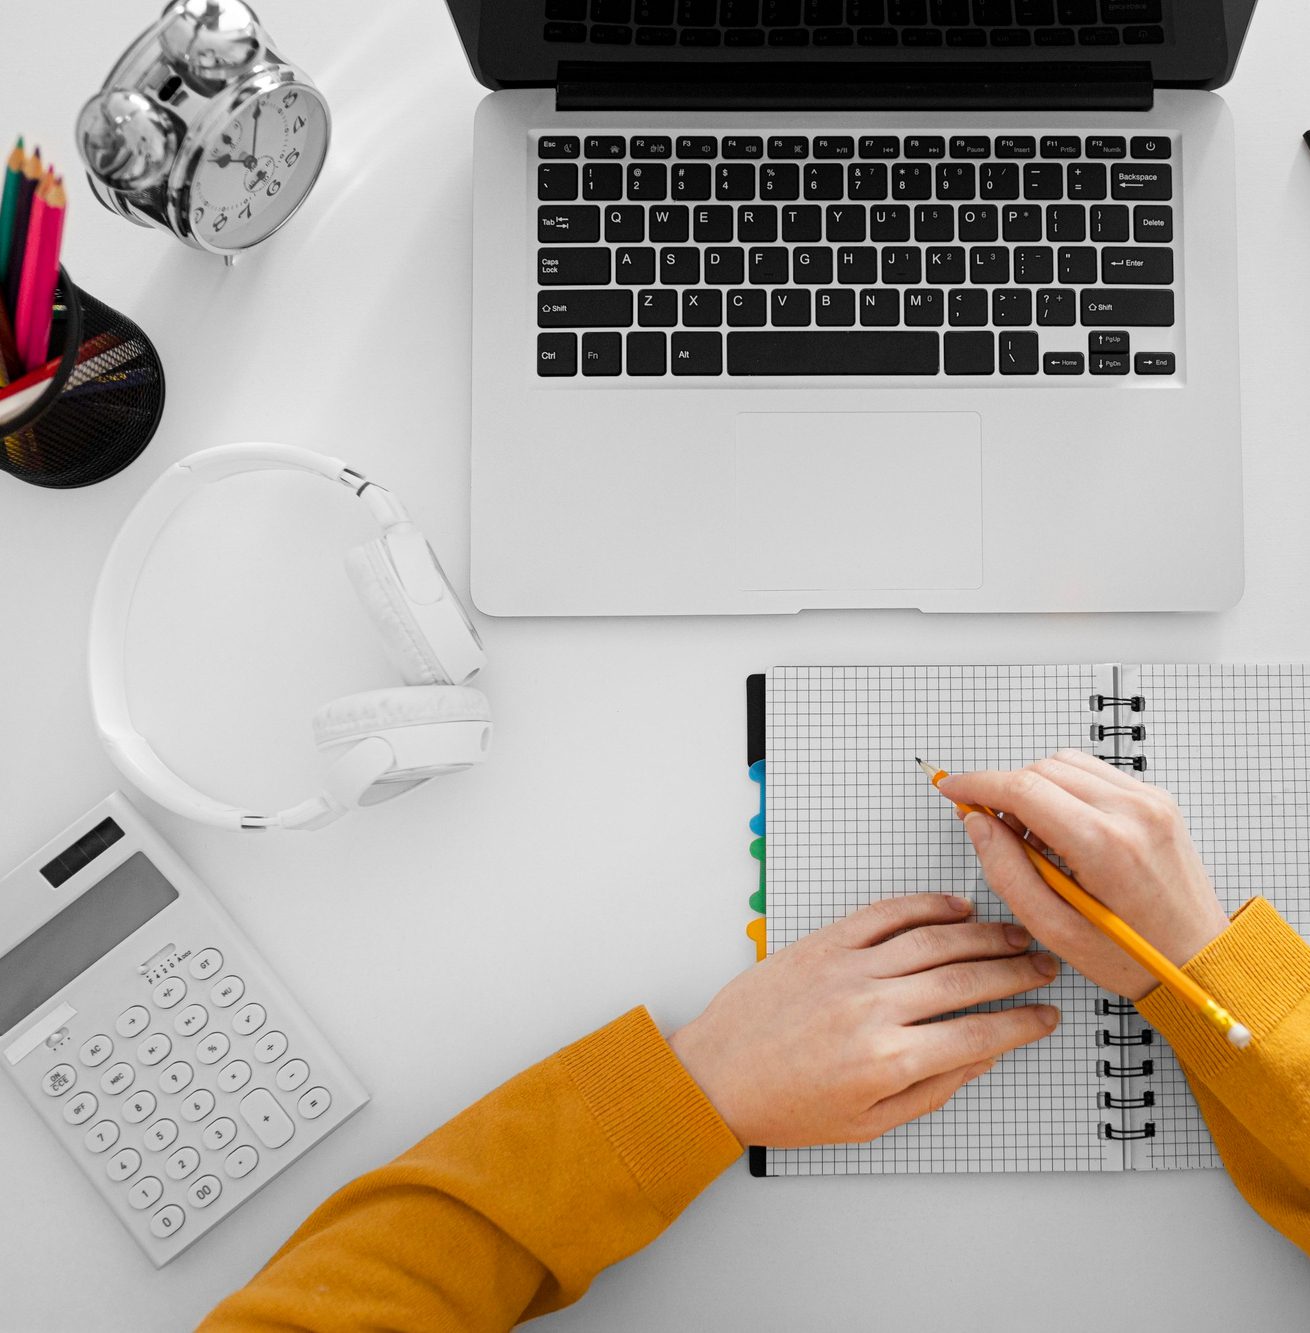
[198,1007,742,1332]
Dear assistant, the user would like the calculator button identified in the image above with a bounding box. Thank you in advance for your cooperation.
[181,1088,216,1123]
[123,1090,157,1124]
[42,1064,76,1096]
[297,1088,332,1120]
[85,1120,120,1153]
[224,1145,259,1178]
[276,1059,310,1092]
[188,948,223,980]
[166,1146,201,1180]
[143,1118,179,1152]
[63,1091,98,1125]
[159,1061,194,1094]
[232,1002,266,1036]
[254,1031,288,1064]
[218,1060,252,1093]
[174,1004,208,1037]
[100,1063,135,1095]
[187,1174,222,1208]
[116,1006,150,1038]
[153,978,187,1009]
[150,1204,186,1239]
[240,1088,296,1149]
[196,1032,231,1066]
[128,1176,163,1210]
[107,1147,141,1182]
[79,1035,113,1067]
[202,1117,238,1151]
[210,976,245,1008]
[137,1033,172,1066]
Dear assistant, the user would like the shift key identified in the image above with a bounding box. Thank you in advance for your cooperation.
[1080,288,1174,326]
[538,290,633,327]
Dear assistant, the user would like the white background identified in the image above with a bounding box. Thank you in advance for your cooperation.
[3,1,1310,1328]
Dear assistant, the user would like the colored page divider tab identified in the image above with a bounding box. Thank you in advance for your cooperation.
[746,760,766,959]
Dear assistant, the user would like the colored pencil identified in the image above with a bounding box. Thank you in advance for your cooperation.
[4,147,41,316]
[917,759,1252,1049]
[0,138,23,283]
[16,175,65,370]
[0,300,19,381]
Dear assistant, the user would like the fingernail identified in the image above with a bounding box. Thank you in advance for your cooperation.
[963,811,992,845]
[1033,953,1060,978]
[946,895,973,914]
[1004,923,1031,949]
[1039,1005,1061,1030]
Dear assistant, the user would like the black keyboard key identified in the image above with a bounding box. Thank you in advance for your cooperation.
[931,0,969,18]
[859,136,901,158]
[627,163,668,200]
[671,332,722,375]
[999,330,1039,374]
[749,247,790,283]
[916,205,955,241]
[693,205,734,241]
[537,332,576,375]
[538,136,581,159]
[958,204,998,240]
[1043,351,1084,374]
[1058,246,1097,284]
[626,331,667,375]
[1037,287,1077,325]
[727,330,939,374]
[605,205,645,242]
[716,164,757,201]
[847,164,888,200]
[1135,351,1175,374]
[980,163,1020,199]
[722,136,764,158]
[1041,136,1081,158]
[837,247,880,283]
[538,164,579,200]
[1104,0,1162,19]
[1046,204,1086,242]
[1133,204,1172,243]
[738,205,778,241]
[705,246,746,283]
[905,289,944,326]
[1089,330,1129,352]
[947,27,986,47]
[1014,246,1053,284]
[615,247,656,284]
[1079,26,1119,43]
[682,288,723,326]
[869,206,911,240]
[727,289,768,325]
[944,331,994,374]
[926,246,966,284]
[771,288,813,325]
[992,288,1033,325]
[660,247,701,284]
[1124,24,1164,43]
[583,163,624,200]
[1101,246,1173,284]
[892,164,933,200]
[1112,163,1172,200]
[548,0,587,18]
[539,248,611,285]
[973,0,1012,21]
[585,135,627,158]
[826,204,866,241]
[1129,135,1171,159]
[768,136,810,158]
[1002,205,1042,241]
[882,248,923,284]
[1080,288,1174,325]
[1090,352,1130,375]
[630,136,672,158]
[782,205,823,240]
[816,289,857,325]
[950,136,991,159]
[538,289,633,327]
[760,163,801,200]
[677,136,719,158]
[673,164,712,200]
[949,289,989,326]
[904,136,946,159]
[591,22,635,40]
[1091,204,1130,242]
[650,206,690,242]
[581,332,622,375]
[805,164,846,200]
[969,246,1010,284]
[637,289,678,325]
[936,164,977,200]
[539,206,601,243]
[995,136,1036,159]
[1085,136,1126,159]
[859,289,901,326]
[721,0,760,21]
[793,247,834,283]
[1023,164,1063,200]
[1066,163,1107,201]
[814,135,855,158]
[1035,24,1075,42]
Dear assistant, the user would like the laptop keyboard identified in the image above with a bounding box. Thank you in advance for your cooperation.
[535,131,1178,379]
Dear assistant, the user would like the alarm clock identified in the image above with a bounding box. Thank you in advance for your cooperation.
[76,1,330,259]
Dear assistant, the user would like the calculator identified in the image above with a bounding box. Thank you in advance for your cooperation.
[0,793,368,1266]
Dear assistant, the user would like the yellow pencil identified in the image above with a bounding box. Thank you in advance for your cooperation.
[917,759,1251,1050]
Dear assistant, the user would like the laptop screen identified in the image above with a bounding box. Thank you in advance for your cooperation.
[446,0,1252,92]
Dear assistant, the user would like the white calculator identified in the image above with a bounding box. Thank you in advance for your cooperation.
[0,793,368,1266]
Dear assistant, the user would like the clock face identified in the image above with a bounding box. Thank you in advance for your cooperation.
[187,84,328,251]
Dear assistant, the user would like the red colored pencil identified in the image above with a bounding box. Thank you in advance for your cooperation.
[15,174,64,371]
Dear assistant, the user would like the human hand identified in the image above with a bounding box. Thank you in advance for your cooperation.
[667,894,1059,1148]
[939,749,1231,1000]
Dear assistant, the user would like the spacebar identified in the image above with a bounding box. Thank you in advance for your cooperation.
[727,331,940,376]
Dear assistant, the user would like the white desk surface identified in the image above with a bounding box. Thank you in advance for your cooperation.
[3,2,1310,1328]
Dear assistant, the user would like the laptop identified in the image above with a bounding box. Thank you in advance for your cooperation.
[448,0,1255,615]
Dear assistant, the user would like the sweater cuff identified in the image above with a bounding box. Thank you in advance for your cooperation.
[1137,897,1310,1082]
[556,1007,743,1220]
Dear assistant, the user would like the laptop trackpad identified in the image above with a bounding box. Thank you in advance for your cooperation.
[734,411,983,591]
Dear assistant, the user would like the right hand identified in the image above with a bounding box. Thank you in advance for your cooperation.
[939,749,1231,1000]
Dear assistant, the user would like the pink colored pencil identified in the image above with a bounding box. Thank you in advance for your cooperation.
[15,173,64,372]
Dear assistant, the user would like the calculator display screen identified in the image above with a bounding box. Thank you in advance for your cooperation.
[0,852,177,1034]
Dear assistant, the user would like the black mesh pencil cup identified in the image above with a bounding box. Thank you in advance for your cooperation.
[0,268,165,489]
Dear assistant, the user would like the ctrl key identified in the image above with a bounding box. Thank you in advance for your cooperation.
[1135,352,1176,375]
[537,333,576,377]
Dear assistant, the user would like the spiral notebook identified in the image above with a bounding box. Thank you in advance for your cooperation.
[746,663,1310,1177]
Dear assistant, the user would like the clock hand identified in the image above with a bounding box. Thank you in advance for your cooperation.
[250,101,261,158]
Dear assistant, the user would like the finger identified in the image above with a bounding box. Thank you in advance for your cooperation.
[865,919,1033,978]
[963,811,1094,958]
[897,1004,1061,1084]
[1022,755,1139,814]
[848,1058,995,1143]
[823,892,972,949]
[889,951,1059,1023]
[997,810,1050,856]
[936,766,1109,862]
[1049,746,1144,793]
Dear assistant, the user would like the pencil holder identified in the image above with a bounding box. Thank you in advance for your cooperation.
[0,268,165,489]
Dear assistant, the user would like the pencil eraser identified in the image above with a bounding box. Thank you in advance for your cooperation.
[1227,1022,1252,1050]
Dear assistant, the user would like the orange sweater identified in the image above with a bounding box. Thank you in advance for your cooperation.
[201,898,1310,1331]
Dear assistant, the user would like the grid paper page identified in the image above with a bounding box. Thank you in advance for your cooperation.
[1138,664,1310,1171]
[765,665,1118,1176]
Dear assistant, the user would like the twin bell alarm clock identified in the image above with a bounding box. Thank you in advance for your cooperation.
[76,1,330,259]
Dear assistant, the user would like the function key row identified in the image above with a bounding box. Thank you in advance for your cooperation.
[539,134,1172,161]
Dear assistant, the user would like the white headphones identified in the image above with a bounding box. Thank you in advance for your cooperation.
[88,443,492,831]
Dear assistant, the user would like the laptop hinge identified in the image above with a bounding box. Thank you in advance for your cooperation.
[555,61,1153,113]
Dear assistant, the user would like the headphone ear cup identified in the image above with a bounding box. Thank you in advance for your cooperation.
[344,540,449,687]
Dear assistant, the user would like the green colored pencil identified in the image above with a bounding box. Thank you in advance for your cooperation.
[0,137,24,283]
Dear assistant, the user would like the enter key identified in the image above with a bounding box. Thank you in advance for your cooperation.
[240,1087,295,1149]
[1101,247,1174,285]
